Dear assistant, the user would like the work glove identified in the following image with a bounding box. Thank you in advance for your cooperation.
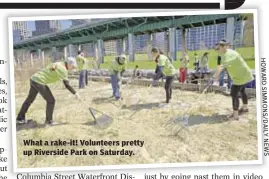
[75,93,82,101]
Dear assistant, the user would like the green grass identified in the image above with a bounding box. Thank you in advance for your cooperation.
[86,47,255,70]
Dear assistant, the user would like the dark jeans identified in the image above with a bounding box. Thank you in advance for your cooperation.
[17,80,55,123]
[219,70,232,89]
[111,74,120,99]
[79,70,87,89]
[230,84,248,111]
[165,76,174,103]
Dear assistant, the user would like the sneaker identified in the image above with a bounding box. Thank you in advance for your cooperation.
[239,108,249,115]
[115,96,123,101]
[227,113,239,121]
[16,119,26,124]
[16,117,26,124]
[44,120,59,126]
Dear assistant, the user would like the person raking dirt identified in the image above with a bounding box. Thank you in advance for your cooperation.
[212,40,253,120]
[16,57,81,126]
[108,54,127,101]
[151,47,176,103]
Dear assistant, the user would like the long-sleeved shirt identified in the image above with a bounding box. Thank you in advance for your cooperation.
[76,55,87,71]
[180,55,189,68]
[200,56,208,68]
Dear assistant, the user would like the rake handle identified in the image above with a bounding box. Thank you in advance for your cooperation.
[184,79,213,115]
[79,100,98,121]
[89,108,97,122]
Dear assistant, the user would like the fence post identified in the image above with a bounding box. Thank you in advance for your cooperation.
[97,39,104,64]
[122,37,126,54]
[147,34,153,60]
[52,47,57,62]
[64,46,68,60]
[41,50,45,67]
[181,28,187,56]
[30,52,33,67]
[169,27,177,61]
[128,33,135,62]
[226,17,235,47]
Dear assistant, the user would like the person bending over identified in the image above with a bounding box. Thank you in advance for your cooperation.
[108,54,127,100]
[151,47,176,103]
[212,41,253,120]
[16,57,81,126]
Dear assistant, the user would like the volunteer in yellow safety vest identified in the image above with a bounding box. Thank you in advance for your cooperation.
[151,47,176,103]
[76,51,88,89]
[213,40,253,120]
[16,57,81,126]
[108,54,127,100]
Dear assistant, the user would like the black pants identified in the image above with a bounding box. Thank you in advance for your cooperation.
[230,84,248,111]
[17,80,55,122]
[165,76,174,103]
[85,70,88,86]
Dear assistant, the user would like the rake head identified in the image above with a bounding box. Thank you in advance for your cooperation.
[88,108,113,129]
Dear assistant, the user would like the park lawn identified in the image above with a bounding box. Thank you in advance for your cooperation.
[86,47,255,70]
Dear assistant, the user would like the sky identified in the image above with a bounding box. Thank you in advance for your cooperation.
[27,20,72,31]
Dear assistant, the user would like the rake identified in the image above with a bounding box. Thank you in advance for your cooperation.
[165,78,214,135]
[183,78,214,118]
[80,99,113,129]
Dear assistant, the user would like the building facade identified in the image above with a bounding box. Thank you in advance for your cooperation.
[12,21,32,41]
[71,19,92,27]
[32,20,61,36]
[71,19,107,27]
[13,29,21,43]
[131,21,244,53]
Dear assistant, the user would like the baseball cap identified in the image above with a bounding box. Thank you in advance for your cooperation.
[66,57,78,68]
[215,41,227,46]
[120,54,127,59]
[215,39,231,46]
[118,54,127,63]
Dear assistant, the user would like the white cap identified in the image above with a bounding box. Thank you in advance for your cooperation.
[66,57,77,68]
[120,54,126,59]
[118,54,127,64]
